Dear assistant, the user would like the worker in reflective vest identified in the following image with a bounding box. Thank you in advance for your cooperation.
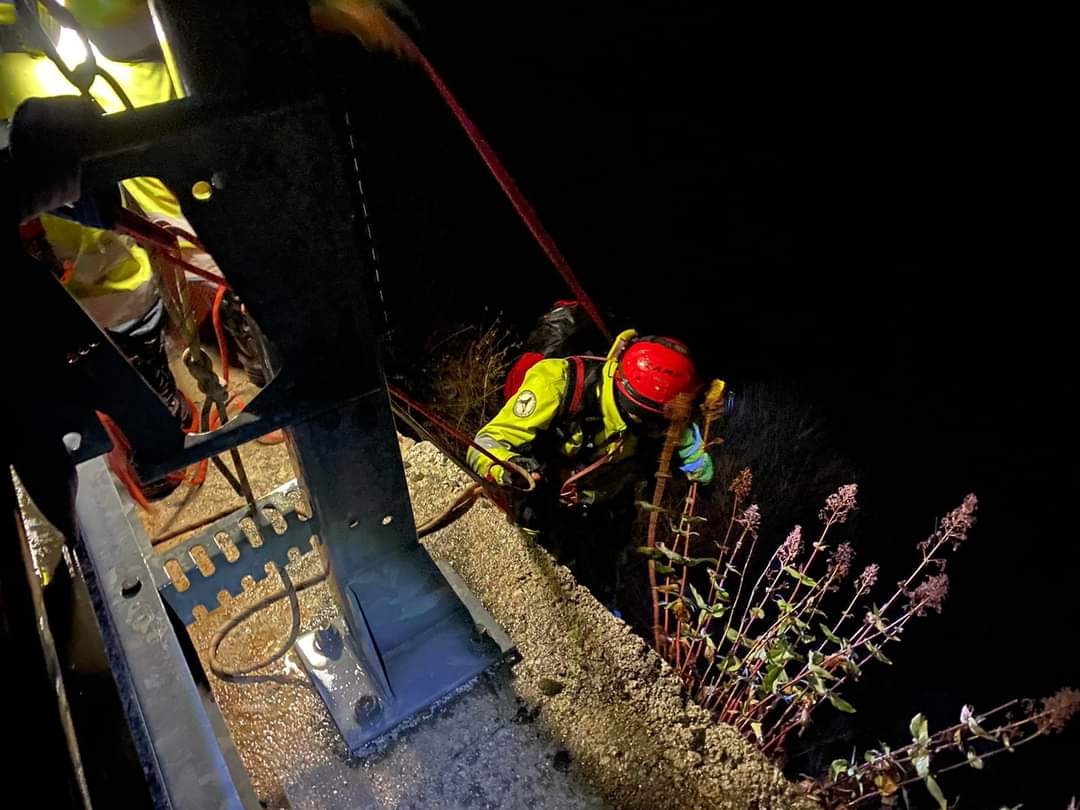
[468,325,715,532]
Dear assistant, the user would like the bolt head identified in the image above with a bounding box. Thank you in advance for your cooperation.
[354,694,382,724]
[313,627,343,660]
[62,432,82,454]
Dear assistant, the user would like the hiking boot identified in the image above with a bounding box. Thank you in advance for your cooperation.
[217,290,271,387]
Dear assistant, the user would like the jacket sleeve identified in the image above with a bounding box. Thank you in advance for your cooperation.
[467,359,566,484]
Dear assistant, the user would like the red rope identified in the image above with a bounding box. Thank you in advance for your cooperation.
[388,384,532,490]
[405,40,612,343]
[112,208,230,289]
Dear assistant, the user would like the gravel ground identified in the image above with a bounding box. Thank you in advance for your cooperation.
[407,439,816,810]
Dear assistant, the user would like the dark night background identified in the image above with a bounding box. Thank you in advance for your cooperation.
[334,5,1075,806]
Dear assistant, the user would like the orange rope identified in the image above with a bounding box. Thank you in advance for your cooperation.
[211,284,230,385]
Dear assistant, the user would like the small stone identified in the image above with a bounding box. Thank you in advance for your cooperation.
[552,749,572,772]
[689,727,706,752]
[538,678,564,696]
[687,751,704,768]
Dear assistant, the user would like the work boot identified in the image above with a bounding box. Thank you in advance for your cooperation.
[108,299,189,425]
[217,290,270,387]
[106,299,189,501]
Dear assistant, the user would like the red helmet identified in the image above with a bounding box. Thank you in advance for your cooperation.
[614,336,697,417]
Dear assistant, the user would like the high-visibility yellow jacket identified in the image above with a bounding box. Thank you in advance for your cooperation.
[1,37,193,327]
[468,329,649,502]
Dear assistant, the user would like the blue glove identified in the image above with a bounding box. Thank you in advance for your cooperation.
[678,424,714,484]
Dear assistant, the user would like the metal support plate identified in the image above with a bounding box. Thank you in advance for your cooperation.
[296,558,517,753]
[153,481,315,624]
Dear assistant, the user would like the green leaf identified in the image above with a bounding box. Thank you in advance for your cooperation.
[869,607,899,640]
[830,758,849,781]
[686,514,709,524]
[636,545,665,561]
[867,641,893,665]
[680,625,702,641]
[750,607,766,620]
[775,598,795,614]
[767,639,796,665]
[910,713,930,745]
[763,664,788,695]
[635,500,672,515]
[783,566,819,588]
[840,657,862,679]
[689,583,708,610]
[864,749,881,764]
[966,750,984,770]
[654,563,676,575]
[914,752,930,779]
[924,774,947,810]
[725,627,742,644]
[829,694,856,713]
[811,674,827,696]
[809,663,838,681]
[963,706,998,743]
[705,634,716,650]
[657,543,690,565]
[819,624,843,644]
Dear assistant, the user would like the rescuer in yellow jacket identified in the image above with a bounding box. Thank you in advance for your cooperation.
[0,1,182,320]
[2,1,269,398]
[1,1,223,495]
[468,327,715,532]
[1,3,185,402]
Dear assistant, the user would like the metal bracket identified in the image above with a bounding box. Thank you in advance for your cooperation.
[296,558,517,752]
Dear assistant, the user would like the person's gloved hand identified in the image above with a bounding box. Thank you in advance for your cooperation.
[559,481,596,507]
[508,455,542,484]
[678,424,714,485]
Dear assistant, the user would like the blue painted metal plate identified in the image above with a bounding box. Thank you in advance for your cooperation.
[155,481,317,624]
